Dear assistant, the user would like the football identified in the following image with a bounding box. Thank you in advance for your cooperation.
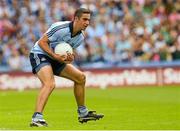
[54,42,73,56]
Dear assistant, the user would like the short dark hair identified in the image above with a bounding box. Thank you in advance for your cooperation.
[74,8,91,18]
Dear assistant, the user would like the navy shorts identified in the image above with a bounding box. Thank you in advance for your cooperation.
[29,53,66,76]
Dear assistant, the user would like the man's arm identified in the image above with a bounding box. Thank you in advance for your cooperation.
[38,34,67,62]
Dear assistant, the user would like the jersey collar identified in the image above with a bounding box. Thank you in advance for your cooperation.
[69,21,82,37]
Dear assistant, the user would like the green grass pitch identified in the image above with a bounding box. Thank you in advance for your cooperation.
[0,86,179,130]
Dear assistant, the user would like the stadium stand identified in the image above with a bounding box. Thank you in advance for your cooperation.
[0,0,179,72]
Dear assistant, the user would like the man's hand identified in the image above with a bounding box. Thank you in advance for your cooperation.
[64,53,75,64]
[53,53,74,64]
[53,54,67,63]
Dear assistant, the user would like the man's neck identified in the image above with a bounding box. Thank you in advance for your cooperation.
[73,22,81,36]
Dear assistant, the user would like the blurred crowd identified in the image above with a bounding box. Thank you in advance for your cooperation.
[0,0,180,71]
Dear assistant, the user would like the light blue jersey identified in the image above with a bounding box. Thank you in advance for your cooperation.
[30,21,85,56]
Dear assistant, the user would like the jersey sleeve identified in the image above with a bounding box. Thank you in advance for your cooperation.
[45,22,70,42]
[45,24,67,42]
[46,29,60,42]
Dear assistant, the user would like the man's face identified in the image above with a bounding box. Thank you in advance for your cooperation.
[76,13,90,30]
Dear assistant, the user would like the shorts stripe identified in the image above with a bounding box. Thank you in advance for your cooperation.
[34,53,40,65]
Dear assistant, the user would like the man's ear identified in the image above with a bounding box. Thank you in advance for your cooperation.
[74,16,79,21]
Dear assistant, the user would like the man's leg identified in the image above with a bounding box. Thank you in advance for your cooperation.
[30,65,55,127]
[35,66,55,112]
[60,64,86,107]
[60,64,104,123]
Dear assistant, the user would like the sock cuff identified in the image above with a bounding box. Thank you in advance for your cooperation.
[32,112,43,118]
[78,106,86,110]
[78,106,88,117]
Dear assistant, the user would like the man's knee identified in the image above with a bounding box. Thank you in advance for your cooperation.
[76,73,86,84]
[43,81,55,90]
